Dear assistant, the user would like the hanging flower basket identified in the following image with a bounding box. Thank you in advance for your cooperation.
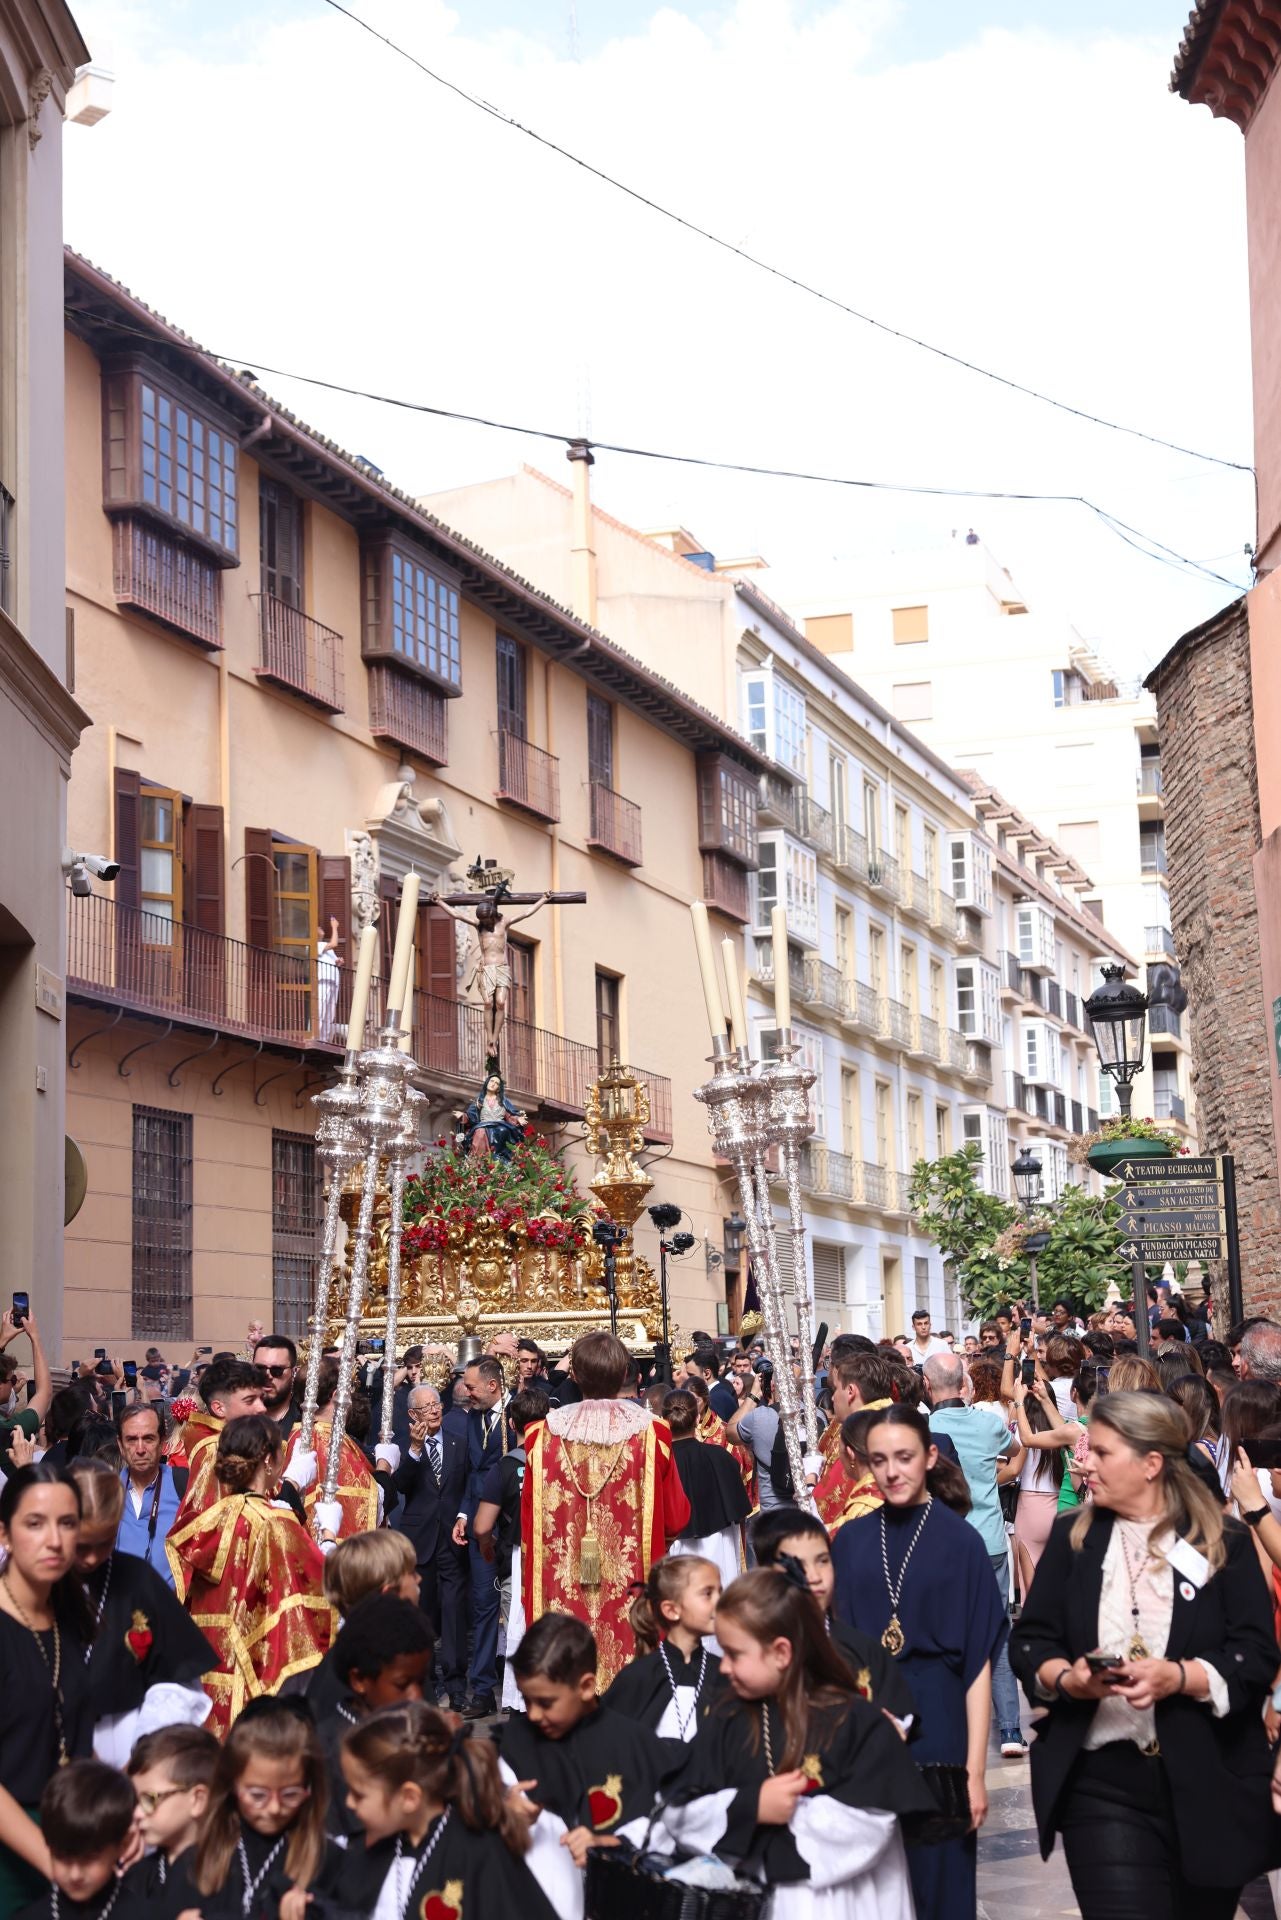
[1071,1116,1183,1177]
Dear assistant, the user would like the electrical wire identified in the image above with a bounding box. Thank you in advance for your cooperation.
[62,302,1248,591]
[319,0,1252,477]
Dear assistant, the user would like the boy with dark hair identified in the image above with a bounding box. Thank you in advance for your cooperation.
[499,1613,666,1902]
[316,1592,435,1835]
[121,1725,219,1900]
[16,1761,137,1920]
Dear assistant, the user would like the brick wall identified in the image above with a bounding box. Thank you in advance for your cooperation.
[1150,597,1281,1315]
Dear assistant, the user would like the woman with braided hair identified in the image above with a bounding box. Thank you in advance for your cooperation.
[335,1700,559,1916]
[167,1415,333,1735]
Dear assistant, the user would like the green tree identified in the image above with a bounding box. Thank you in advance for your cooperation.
[908,1142,1129,1321]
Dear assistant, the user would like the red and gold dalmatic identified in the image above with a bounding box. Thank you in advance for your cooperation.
[285,1420,379,1539]
[166,1492,334,1737]
[814,1398,890,1533]
[521,1401,691,1688]
[697,1404,758,1511]
[166,1409,225,1596]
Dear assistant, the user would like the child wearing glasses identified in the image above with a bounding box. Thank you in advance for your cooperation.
[120,1726,219,1902]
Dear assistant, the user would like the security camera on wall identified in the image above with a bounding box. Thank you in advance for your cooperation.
[62,850,121,895]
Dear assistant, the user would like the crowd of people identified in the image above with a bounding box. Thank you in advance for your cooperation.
[2,1293,1281,1920]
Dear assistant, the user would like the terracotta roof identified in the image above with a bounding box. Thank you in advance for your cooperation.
[959,776,1134,965]
[1171,1,1227,92]
[62,252,769,773]
[1169,0,1281,127]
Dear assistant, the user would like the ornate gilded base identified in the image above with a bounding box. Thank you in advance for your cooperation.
[355,1305,656,1355]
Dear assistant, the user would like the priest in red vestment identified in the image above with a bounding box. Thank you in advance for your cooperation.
[167,1413,333,1735]
[283,1356,380,1541]
[814,1351,896,1531]
[519,1331,690,1687]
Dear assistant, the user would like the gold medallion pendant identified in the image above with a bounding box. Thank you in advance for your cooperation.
[882,1614,905,1655]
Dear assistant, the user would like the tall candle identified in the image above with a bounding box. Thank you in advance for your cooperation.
[771,905,791,1033]
[690,902,728,1039]
[398,962,415,1053]
[721,935,749,1052]
[387,873,420,1015]
[346,925,377,1052]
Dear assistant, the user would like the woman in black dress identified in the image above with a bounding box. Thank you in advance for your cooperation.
[0,1464,93,1910]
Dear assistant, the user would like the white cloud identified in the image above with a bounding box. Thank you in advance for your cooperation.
[64,1,1254,670]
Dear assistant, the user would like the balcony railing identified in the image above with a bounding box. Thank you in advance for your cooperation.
[805,796,835,858]
[1140,840,1169,876]
[909,871,932,918]
[252,593,344,712]
[887,1000,913,1047]
[498,731,560,822]
[915,1014,941,1060]
[1149,1004,1183,1039]
[1005,1068,1030,1113]
[1002,952,1023,993]
[634,1066,673,1141]
[867,851,900,899]
[701,852,750,924]
[367,664,448,763]
[588,783,643,866]
[758,771,805,833]
[801,1142,855,1201]
[757,948,808,998]
[1071,1099,1084,1134]
[1053,1091,1068,1129]
[845,983,885,1034]
[1139,762,1163,797]
[965,1043,993,1087]
[1154,1089,1187,1123]
[113,516,221,649]
[1146,926,1176,959]
[69,893,609,1117]
[1064,989,1082,1029]
[834,825,869,881]
[1046,980,1063,1019]
[803,957,850,1016]
[945,1028,969,1072]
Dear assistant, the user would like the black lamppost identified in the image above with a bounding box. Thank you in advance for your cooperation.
[1012,1146,1050,1310]
[1085,964,1151,1355]
[647,1203,695,1381]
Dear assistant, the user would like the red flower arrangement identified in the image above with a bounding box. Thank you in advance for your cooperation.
[169,1395,196,1424]
[402,1125,593,1255]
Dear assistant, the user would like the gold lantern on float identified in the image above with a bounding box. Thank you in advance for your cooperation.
[583,1062,666,1337]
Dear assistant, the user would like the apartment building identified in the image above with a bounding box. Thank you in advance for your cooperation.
[59,257,771,1358]
[790,537,1192,1139]
[1,2,92,1356]
[424,470,1130,1335]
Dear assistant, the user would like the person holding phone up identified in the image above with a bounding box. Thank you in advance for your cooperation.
[1010,1390,1279,1920]
[0,1304,52,1457]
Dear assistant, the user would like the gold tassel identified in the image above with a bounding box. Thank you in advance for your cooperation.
[579,1510,602,1586]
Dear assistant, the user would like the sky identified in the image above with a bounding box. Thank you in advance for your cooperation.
[63,1,1254,677]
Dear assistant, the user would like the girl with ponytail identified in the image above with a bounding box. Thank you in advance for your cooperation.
[336,1702,558,1918]
[647,1569,933,1920]
[602,1554,726,1749]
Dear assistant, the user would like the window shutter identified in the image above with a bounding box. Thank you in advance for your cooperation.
[318,855,351,948]
[114,768,142,911]
[379,873,400,981]
[244,828,275,951]
[811,1243,845,1310]
[186,804,225,935]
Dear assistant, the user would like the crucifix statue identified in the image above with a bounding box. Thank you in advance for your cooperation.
[428,860,586,1066]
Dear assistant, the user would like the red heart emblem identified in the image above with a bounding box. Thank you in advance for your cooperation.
[588,1778,622,1829]
[126,1629,152,1660]
[421,1895,459,1920]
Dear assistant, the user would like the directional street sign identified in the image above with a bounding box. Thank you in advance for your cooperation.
[1110,1156,1229,1263]
[1119,1236,1226,1261]
[1112,1156,1223,1182]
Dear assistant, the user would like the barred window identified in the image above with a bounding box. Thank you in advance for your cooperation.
[131,1106,193,1341]
[140,382,238,551]
[272,1131,321,1339]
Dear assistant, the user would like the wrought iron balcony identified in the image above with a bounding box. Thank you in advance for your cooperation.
[1046,980,1063,1019]
[1002,951,1023,994]
[252,593,344,712]
[113,516,221,649]
[758,771,805,833]
[1154,1089,1187,1123]
[634,1066,673,1141]
[1146,926,1176,959]
[498,731,560,822]
[588,782,643,867]
[801,1142,855,1200]
[1064,989,1082,1029]
[803,957,850,1017]
[1149,1004,1183,1040]
[834,825,869,881]
[367,664,448,763]
[867,851,900,899]
[945,1028,969,1072]
[701,852,750,923]
[886,999,913,1047]
[914,1014,941,1060]
[844,982,885,1035]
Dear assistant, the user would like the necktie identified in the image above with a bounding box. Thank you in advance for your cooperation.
[427,1437,441,1486]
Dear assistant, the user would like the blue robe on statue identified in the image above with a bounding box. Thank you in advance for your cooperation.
[832,1497,1008,1920]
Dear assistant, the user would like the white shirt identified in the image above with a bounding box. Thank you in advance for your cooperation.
[910,1335,951,1362]
[1084,1518,1228,1751]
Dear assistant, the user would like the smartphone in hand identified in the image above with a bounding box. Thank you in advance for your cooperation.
[11,1292,29,1329]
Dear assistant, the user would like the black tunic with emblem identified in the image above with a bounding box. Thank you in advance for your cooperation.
[601,1639,729,1767]
[328,1809,560,1920]
[80,1550,216,1721]
[498,1703,666,1834]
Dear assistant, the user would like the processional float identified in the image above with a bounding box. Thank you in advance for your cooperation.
[297,868,822,1538]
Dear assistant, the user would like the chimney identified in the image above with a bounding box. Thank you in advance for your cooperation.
[567,438,597,627]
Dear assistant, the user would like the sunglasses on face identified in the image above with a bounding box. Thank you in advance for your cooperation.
[263,1365,293,1378]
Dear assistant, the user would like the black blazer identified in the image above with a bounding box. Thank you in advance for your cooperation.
[391,1429,467,1563]
[444,1403,507,1519]
[1010,1509,1281,1885]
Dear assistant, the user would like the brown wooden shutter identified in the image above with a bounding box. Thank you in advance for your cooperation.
[422,901,457,1076]
[114,768,142,911]
[379,872,400,982]
[186,804,225,935]
[244,828,275,952]
[319,855,351,950]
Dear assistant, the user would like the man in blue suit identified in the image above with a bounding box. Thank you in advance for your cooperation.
[392,1381,468,1707]
[444,1354,507,1717]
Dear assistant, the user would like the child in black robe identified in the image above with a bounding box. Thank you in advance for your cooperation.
[498,1612,666,1920]
[601,1553,728,1762]
[15,1762,137,1920]
[751,1508,915,1725]
[332,1701,557,1917]
[312,1592,435,1837]
[163,1697,345,1920]
[116,1724,219,1917]
[651,1570,935,1920]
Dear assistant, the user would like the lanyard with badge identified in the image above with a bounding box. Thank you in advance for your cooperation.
[122,1464,167,1566]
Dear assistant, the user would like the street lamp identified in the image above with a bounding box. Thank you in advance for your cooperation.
[1085,963,1152,1356]
[1012,1147,1043,1212]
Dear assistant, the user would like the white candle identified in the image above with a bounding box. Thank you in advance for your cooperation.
[690,902,728,1039]
[346,925,377,1052]
[387,873,420,1015]
[771,905,791,1034]
[721,935,749,1052]
[398,965,414,1053]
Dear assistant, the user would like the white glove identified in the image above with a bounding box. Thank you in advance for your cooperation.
[375,1442,401,1472]
[314,1498,344,1538]
[802,1450,825,1485]
[283,1447,317,1493]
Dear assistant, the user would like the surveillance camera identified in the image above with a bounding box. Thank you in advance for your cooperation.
[77,853,121,881]
[67,863,93,897]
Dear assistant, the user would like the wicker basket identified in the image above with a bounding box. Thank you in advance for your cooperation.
[585,1843,768,1920]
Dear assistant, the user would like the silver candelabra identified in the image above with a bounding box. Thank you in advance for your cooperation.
[694,1031,820,1511]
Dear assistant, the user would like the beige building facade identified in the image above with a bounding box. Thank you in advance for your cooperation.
[1,1,91,1358]
[424,473,1129,1335]
[60,258,769,1360]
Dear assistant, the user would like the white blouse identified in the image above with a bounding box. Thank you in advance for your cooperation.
[1083,1517,1229,1751]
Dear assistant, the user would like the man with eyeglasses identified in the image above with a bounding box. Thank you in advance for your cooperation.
[253,1333,300,1436]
